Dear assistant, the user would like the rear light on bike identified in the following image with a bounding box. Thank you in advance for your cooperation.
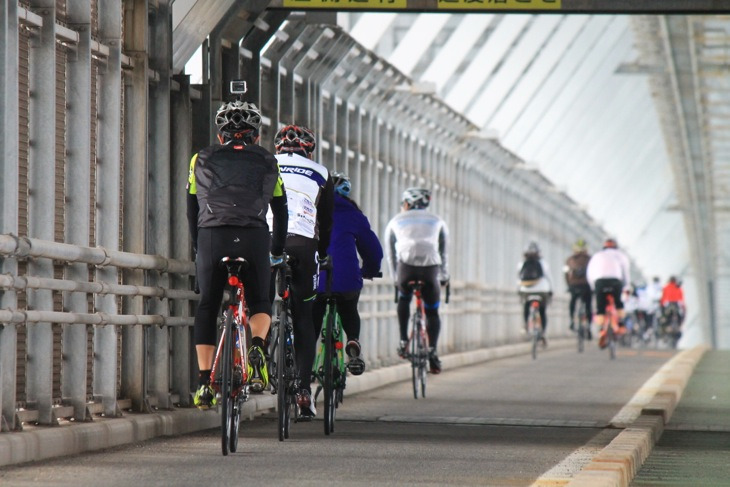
[228,276,239,286]
[335,341,343,350]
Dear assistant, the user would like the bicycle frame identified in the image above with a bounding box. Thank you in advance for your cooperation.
[210,272,248,398]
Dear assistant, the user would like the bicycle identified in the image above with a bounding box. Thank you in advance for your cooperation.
[598,289,620,360]
[659,302,682,349]
[395,281,430,399]
[209,257,250,456]
[573,296,589,353]
[312,268,347,435]
[525,294,546,360]
[269,255,299,441]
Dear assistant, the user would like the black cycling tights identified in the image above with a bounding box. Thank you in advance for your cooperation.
[312,290,361,341]
[273,236,319,394]
[194,226,271,346]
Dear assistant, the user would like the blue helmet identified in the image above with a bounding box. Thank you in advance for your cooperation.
[332,171,351,197]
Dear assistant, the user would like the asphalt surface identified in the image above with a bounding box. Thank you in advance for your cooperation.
[0,345,676,486]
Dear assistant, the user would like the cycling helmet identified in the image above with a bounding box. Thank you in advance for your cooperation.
[215,100,261,142]
[332,171,351,197]
[603,238,618,249]
[274,125,316,155]
[573,238,587,252]
[525,241,540,255]
[402,187,431,209]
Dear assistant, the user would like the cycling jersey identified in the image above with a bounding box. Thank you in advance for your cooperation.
[586,248,630,290]
[267,152,333,256]
[660,282,684,307]
[187,142,287,254]
[384,208,449,278]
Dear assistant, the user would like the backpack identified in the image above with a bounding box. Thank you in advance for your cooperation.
[519,258,543,282]
[566,253,589,285]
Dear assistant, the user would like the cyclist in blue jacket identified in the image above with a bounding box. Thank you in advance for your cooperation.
[313,172,383,376]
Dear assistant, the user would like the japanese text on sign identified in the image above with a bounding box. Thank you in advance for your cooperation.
[282,0,408,8]
[438,0,561,10]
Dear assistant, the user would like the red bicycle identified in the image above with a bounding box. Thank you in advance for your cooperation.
[209,257,250,455]
[599,291,620,360]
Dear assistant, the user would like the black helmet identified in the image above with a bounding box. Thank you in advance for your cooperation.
[215,101,261,142]
[274,125,316,155]
[332,172,351,197]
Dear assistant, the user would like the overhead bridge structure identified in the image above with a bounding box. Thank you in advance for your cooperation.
[0,0,728,437]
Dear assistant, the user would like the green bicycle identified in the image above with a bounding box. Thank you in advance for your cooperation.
[312,269,347,435]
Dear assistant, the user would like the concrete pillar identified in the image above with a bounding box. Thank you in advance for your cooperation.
[122,0,149,413]
[26,1,59,426]
[94,0,124,419]
[0,0,20,432]
[63,0,93,422]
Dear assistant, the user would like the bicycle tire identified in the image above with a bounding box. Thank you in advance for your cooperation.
[577,302,586,353]
[276,302,289,442]
[221,310,233,456]
[418,328,427,398]
[608,323,616,360]
[324,307,336,435]
[229,323,244,453]
[409,312,421,399]
[530,307,539,360]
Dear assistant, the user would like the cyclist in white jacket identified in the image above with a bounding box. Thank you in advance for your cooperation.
[384,188,449,374]
[586,238,630,347]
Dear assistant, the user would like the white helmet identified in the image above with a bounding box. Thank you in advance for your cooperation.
[402,187,431,209]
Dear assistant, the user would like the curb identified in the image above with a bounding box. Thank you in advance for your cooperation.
[0,337,567,468]
[567,345,708,487]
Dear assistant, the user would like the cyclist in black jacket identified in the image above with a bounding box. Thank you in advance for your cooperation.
[187,100,288,409]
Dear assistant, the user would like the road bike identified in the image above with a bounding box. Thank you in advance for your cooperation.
[659,302,682,349]
[525,294,546,360]
[209,257,250,456]
[598,289,620,360]
[312,269,347,435]
[397,280,430,399]
[269,255,299,441]
[573,296,589,353]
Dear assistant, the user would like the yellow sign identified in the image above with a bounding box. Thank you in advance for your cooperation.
[438,0,561,10]
[282,0,408,8]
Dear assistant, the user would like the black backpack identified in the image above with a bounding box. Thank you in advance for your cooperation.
[520,258,543,281]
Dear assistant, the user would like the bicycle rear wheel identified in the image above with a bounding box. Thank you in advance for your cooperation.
[418,329,427,398]
[220,310,234,456]
[324,308,336,435]
[275,303,291,442]
[608,324,617,360]
[529,309,539,360]
[229,324,245,453]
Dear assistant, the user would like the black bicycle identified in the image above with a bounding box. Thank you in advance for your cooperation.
[574,297,588,353]
[269,255,298,441]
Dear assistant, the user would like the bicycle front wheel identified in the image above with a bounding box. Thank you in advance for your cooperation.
[220,310,234,456]
[324,308,336,435]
